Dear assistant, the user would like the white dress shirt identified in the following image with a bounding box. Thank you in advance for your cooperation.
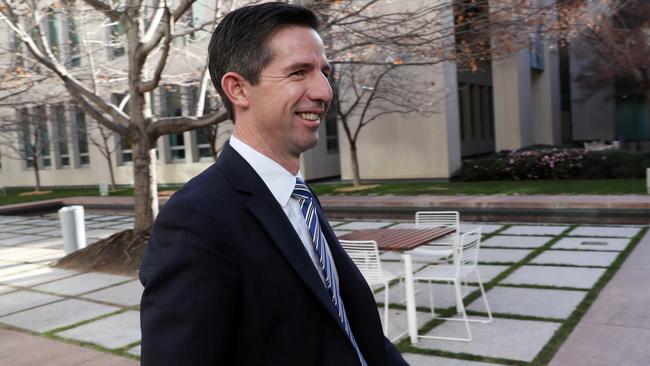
[229,135,338,286]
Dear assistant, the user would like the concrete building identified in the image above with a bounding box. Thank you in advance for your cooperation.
[0,0,637,189]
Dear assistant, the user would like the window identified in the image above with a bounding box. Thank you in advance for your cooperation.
[67,15,81,67]
[19,108,34,168]
[162,85,185,161]
[34,106,51,168]
[325,100,339,154]
[46,11,60,59]
[109,23,125,58]
[190,86,215,160]
[54,104,70,167]
[120,137,133,163]
[74,106,90,165]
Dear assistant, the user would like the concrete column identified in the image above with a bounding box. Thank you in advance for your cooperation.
[531,40,562,145]
[492,49,533,151]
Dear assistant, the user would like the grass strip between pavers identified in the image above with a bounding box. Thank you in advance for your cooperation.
[398,225,648,365]
[530,227,648,365]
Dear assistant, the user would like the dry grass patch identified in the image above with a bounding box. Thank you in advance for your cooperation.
[334,184,380,193]
[18,190,53,196]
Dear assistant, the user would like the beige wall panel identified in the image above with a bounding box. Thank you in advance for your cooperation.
[531,41,562,145]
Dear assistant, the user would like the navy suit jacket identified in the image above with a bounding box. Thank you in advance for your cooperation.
[140,143,408,365]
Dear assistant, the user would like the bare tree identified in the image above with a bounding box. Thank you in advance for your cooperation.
[559,0,650,123]
[0,0,232,232]
[306,0,558,185]
[0,107,56,191]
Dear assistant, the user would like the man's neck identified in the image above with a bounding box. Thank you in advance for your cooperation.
[232,129,300,175]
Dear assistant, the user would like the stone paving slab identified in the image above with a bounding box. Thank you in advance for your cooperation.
[531,250,619,267]
[482,235,553,248]
[0,235,49,246]
[82,281,144,307]
[85,229,120,239]
[377,282,478,309]
[550,321,650,366]
[16,226,58,235]
[108,223,133,230]
[33,228,65,237]
[0,232,19,240]
[336,221,394,230]
[33,272,133,296]
[86,222,121,229]
[501,265,606,289]
[0,285,16,295]
[334,230,352,237]
[569,226,641,238]
[0,291,63,316]
[15,237,64,249]
[501,225,569,236]
[91,215,129,222]
[378,308,430,342]
[460,223,503,234]
[0,263,42,277]
[552,237,630,251]
[0,217,27,224]
[56,310,141,349]
[0,327,138,366]
[404,354,500,366]
[0,225,34,233]
[0,248,63,262]
[0,267,79,288]
[479,248,532,263]
[0,298,120,333]
[21,219,60,226]
[467,286,587,319]
[418,318,561,362]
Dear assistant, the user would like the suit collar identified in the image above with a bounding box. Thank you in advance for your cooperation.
[218,143,344,328]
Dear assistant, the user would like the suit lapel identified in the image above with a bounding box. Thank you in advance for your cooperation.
[218,144,342,326]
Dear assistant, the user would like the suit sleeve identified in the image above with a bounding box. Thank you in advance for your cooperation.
[139,194,241,365]
[385,337,410,365]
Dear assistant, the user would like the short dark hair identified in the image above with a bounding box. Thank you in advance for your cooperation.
[207,2,321,121]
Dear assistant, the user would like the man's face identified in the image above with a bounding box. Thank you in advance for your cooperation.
[246,25,333,158]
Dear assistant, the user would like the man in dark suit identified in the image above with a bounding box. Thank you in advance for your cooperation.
[139,3,408,365]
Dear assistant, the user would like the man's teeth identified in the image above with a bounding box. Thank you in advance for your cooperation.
[298,112,319,121]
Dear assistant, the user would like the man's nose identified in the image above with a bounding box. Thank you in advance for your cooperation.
[308,72,333,103]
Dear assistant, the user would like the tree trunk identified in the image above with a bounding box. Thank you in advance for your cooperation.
[132,138,158,232]
[106,152,117,190]
[645,89,650,135]
[33,158,41,192]
[350,143,362,186]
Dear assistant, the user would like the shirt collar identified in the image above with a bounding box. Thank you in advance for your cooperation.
[229,135,301,207]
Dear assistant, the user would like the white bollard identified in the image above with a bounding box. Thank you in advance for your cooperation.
[59,206,87,254]
[99,182,109,196]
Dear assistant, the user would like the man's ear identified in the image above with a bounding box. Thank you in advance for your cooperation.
[221,72,250,109]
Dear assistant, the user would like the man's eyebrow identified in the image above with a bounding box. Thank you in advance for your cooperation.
[285,62,314,72]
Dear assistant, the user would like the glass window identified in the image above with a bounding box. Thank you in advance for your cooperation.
[46,11,59,59]
[162,85,185,161]
[110,23,125,58]
[67,16,80,67]
[19,108,34,168]
[120,136,133,163]
[325,100,339,154]
[54,104,69,167]
[34,106,51,168]
[75,107,90,165]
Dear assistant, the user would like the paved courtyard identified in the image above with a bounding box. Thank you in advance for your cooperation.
[0,213,647,364]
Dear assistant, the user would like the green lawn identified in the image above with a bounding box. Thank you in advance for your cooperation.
[0,179,644,207]
[311,178,647,196]
[0,187,135,206]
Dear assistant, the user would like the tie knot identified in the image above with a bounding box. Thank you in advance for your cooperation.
[292,178,311,202]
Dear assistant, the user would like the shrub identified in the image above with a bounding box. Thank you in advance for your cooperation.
[451,147,650,181]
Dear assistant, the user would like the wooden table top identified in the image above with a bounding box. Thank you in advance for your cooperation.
[338,227,455,251]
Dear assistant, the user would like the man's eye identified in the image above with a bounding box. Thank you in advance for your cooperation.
[290,70,305,77]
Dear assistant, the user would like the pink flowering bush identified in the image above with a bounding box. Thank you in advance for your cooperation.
[452,147,650,181]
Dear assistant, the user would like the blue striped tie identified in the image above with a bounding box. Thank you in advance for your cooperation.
[292,178,367,366]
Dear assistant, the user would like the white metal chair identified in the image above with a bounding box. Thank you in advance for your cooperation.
[415,211,460,248]
[340,240,399,337]
[412,228,493,342]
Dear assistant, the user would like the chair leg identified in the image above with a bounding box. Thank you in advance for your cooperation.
[475,269,493,323]
[428,280,435,317]
[383,282,390,337]
[419,279,472,342]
